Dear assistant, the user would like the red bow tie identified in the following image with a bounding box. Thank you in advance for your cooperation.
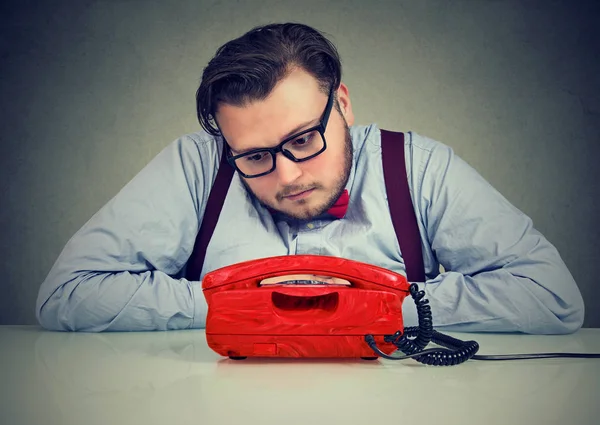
[327,189,349,219]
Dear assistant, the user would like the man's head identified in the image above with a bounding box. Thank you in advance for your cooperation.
[196,23,355,220]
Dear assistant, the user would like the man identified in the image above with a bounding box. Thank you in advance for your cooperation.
[36,23,584,333]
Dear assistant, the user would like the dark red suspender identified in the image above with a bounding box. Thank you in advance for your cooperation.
[380,130,426,282]
[184,147,233,281]
[185,130,425,283]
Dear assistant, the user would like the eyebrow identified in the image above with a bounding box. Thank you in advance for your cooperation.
[231,117,320,155]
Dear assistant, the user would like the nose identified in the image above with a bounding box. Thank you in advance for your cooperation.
[274,152,303,185]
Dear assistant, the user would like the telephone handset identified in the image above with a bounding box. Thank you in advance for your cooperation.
[201,254,481,365]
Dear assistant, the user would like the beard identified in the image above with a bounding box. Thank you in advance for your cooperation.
[241,120,354,221]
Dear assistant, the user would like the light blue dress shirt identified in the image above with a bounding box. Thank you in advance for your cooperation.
[36,124,585,334]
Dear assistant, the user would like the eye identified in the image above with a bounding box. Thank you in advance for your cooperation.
[291,133,314,146]
[244,152,269,162]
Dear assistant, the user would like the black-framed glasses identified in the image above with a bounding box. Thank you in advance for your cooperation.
[225,85,335,178]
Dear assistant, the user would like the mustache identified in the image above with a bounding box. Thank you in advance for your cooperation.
[277,184,322,200]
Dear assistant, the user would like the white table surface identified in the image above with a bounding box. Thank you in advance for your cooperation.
[1,325,599,425]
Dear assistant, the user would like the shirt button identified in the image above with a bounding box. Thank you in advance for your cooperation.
[307,223,315,229]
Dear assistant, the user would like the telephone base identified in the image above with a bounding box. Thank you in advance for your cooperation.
[208,333,399,358]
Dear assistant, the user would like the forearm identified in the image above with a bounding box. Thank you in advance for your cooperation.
[402,265,584,334]
[36,269,206,331]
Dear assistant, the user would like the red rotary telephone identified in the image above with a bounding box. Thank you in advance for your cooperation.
[201,254,480,365]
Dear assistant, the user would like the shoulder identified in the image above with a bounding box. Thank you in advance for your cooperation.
[402,130,455,164]
[352,124,456,174]
[170,130,224,159]
[131,130,225,200]
[403,131,458,179]
[350,124,452,156]
[357,125,477,208]
[149,130,226,180]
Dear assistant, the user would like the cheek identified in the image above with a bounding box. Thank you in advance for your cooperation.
[254,172,295,200]
[315,138,346,176]
[250,179,275,196]
[245,179,272,198]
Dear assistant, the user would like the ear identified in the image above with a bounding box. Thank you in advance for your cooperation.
[336,82,355,126]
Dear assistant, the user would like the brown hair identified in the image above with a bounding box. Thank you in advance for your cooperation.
[196,23,342,136]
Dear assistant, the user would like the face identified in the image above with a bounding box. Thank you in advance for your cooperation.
[215,68,355,220]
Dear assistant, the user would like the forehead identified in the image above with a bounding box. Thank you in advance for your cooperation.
[215,68,326,151]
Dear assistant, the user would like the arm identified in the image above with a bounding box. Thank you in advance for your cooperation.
[404,136,584,334]
[36,134,218,331]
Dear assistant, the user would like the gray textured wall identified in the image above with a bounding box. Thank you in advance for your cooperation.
[1,0,598,327]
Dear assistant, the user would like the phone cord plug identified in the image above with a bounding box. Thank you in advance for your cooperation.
[364,283,480,366]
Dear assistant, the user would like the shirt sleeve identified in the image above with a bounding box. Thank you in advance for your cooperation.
[35,134,218,331]
[405,135,585,334]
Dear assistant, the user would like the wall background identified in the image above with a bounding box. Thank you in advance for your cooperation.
[1,0,598,327]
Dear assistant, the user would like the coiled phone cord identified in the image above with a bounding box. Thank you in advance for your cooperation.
[365,283,600,366]
[365,283,479,365]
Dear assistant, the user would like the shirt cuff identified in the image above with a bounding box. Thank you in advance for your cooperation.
[191,281,207,329]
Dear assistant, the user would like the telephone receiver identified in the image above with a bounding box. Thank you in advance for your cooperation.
[201,254,480,366]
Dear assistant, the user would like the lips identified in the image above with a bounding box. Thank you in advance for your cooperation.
[284,188,315,200]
